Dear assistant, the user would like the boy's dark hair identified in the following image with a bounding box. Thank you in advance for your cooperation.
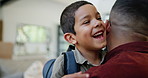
[60,1,93,34]
[110,0,148,36]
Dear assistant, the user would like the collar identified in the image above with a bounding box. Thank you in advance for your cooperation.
[73,48,87,64]
[73,48,106,66]
[103,41,148,64]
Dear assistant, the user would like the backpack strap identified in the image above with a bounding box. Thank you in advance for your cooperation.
[42,59,55,78]
[66,45,75,51]
[63,51,80,75]
[42,45,79,78]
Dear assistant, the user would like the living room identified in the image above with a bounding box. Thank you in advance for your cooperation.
[0,0,115,78]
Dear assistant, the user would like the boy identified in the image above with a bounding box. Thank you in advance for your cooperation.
[51,1,107,78]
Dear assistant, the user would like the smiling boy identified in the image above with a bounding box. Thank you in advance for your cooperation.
[50,1,107,78]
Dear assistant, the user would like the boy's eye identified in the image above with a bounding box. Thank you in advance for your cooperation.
[83,20,90,24]
[97,17,102,20]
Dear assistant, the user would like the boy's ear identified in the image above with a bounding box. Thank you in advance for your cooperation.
[64,33,77,44]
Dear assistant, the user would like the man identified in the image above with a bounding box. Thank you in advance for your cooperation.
[62,0,148,78]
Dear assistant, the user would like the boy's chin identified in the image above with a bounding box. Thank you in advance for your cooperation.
[97,42,107,49]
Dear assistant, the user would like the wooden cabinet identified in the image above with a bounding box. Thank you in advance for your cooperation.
[0,42,13,59]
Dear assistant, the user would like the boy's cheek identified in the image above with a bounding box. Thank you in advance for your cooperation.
[101,21,107,31]
[104,20,109,28]
[105,20,111,35]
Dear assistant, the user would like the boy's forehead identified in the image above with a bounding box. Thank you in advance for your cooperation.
[74,4,100,18]
[76,4,99,14]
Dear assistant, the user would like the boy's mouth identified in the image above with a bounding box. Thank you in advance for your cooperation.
[92,30,104,39]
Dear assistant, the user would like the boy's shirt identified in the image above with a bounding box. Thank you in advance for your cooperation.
[50,48,106,78]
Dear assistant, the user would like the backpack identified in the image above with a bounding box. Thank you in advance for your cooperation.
[42,45,80,78]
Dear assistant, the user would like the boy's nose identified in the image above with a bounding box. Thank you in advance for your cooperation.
[92,20,102,28]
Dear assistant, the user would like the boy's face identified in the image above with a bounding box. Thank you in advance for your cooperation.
[74,4,106,51]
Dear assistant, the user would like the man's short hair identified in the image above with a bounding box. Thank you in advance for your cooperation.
[110,0,148,36]
[60,1,93,34]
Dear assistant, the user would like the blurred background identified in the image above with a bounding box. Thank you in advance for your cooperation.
[0,0,115,78]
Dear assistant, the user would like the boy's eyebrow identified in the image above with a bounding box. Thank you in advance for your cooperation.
[79,15,90,22]
[79,12,101,21]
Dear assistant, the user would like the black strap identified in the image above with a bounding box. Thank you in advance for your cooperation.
[63,52,67,74]
[67,45,75,51]
[63,45,74,74]
[63,45,80,75]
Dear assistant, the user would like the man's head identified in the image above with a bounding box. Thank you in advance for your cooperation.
[60,1,106,51]
[107,0,148,51]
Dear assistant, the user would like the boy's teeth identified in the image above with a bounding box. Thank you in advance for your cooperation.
[94,32,102,36]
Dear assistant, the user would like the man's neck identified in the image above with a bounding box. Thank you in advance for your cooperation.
[107,28,148,51]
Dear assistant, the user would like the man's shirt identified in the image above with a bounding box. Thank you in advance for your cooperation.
[86,41,148,78]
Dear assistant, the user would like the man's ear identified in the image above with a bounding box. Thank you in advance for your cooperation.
[64,33,77,44]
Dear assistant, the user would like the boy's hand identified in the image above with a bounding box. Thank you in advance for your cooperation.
[62,71,89,78]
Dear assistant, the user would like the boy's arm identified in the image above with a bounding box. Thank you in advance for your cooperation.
[50,55,65,78]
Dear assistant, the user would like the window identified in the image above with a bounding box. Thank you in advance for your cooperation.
[14,24,50,56]
[57,26,70,56]
[16,24,48,43]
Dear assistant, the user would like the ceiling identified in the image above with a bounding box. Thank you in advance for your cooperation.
[0,0,102,6]
[0,0,76,6]
[0,0,10,6]
[0,0,115,14]
[51,0,76,5]
[0,0,18,7]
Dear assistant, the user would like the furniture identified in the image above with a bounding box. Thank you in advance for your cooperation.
[0,58,47,78]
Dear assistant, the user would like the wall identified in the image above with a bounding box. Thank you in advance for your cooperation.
[1,0,67,58]
[96,0,116,15]
[0,7,3,41]
[86,0,116,18]
[0,8,2,20]
[1,0,116,58]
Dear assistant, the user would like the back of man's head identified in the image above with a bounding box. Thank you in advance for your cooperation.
[110,0,148,36]
[107,0,148,51]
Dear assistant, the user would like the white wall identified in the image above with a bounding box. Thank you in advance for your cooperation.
[1,0,116,58]
[0,7,2,20]
[2,0,67,58]
[87,0,116,18]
